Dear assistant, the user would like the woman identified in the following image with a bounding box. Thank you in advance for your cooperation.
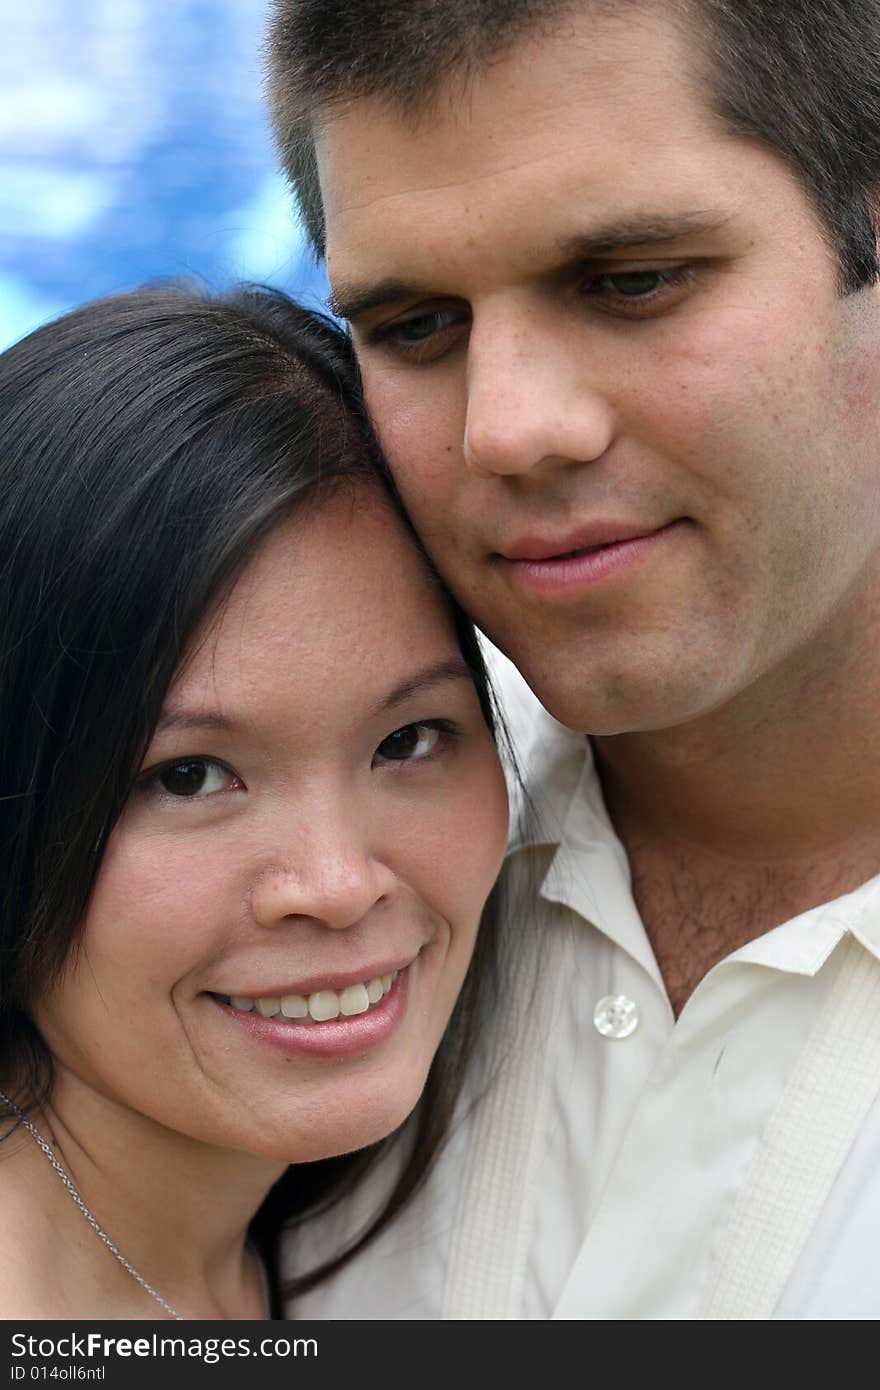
[0,285,509,1319]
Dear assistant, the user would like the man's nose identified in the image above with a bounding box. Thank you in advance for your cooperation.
[249,813,397,932]
[462,308,616,478]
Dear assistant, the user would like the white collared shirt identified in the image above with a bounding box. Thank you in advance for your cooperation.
[283,651,880,1319]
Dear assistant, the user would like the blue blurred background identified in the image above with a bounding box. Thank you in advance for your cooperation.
[0,0,327,351]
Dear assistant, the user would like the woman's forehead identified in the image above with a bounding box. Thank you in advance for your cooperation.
[163,485,460,732]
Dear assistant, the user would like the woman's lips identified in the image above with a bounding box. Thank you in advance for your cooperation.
[209,966,411,1059]
[500,519,687,596]
[222,967,400,1021]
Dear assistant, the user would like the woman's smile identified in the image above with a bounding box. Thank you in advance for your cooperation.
[207,966,409,1059]
[221,966,400,1021]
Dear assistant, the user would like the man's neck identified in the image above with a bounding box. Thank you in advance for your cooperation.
[591,600,880,1012]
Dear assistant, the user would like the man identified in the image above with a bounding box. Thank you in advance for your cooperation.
[267,0,880,1316]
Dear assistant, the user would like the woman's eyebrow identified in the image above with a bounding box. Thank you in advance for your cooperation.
[154,660,473,733]
[372,658,474,716]
[154,709,234,735]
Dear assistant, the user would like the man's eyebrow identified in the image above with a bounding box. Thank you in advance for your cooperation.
[329,277,434,325]
[372,657,474,716]
[331,211,730,323]
[554,211,731,259]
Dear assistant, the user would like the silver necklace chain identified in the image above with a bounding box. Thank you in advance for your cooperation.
[0,1090,182,1320]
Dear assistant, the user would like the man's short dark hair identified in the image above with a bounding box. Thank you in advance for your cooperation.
[267,0,880,292]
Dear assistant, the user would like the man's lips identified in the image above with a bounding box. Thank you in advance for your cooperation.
[496,519,688,596]
[500,520,674,562]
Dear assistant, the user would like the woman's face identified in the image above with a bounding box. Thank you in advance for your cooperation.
[34,485,508,1164]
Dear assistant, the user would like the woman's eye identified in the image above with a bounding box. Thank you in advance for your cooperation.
[154,758,239,798]
[373,721,449,765]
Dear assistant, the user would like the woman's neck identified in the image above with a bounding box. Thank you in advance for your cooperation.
[0,1072,287,1320]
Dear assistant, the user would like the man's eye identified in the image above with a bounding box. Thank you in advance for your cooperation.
[599,270,669,296]
[392,311,457,342]
[153,758,239,798]
[373,721,454,765]
[586,265,693,314]
[367,307,468,361]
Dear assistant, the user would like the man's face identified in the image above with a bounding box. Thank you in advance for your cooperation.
[317,6,880,734]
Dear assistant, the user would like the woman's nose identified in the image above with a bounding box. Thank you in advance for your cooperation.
[249,837,397,932]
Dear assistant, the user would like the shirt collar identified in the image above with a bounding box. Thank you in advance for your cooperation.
[489,639,880,984]
[504,698,667,987]
[728,871,880,976]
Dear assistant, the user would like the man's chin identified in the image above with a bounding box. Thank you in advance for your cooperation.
[511,658,718,739]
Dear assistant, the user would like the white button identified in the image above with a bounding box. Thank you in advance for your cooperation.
[593,994,640,1039]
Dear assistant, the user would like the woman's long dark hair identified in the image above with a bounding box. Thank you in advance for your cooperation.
[0,283,502,1296]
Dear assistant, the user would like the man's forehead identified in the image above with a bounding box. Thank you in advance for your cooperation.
[315,4,719,239]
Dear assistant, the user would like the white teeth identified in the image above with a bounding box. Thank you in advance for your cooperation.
[339,983,370,1016]
[308,990,340,1022]
[226,966,402,1023]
